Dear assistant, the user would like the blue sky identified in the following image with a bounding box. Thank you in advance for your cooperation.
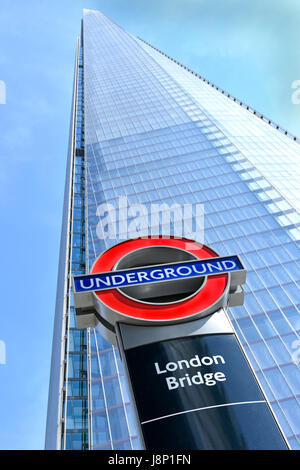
[0,0,299,450]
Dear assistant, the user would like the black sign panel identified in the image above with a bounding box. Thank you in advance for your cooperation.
[124,334,288,450]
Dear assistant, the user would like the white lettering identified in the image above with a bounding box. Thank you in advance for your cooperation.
[192,263,207,274]
[207,262,223,272]
[221,260,236,270]
[79,278,94,289]
[177,266,192,276]
[118,196,128,239]
[191,371,204,385]
[212,355,226,365]
[166,377,179,390]
[111,275,126,286]
[177,359,190,369]
[214,372,226,381]
[137,271,150,282]
[185,373,192,386]
[128,203,149,238]
[125,272,138,284]
[150,269,164,280]
[166,362,178,372]
[164,268,177,278]
[95,277,111,288]
[190,355,201,367]
[96,203,116,239]
[156,353,227,391]
[154,362,166,374]
[155,354,226,375]
[179,376,186,387]
[201,356,213,366]
[166,371,227,389]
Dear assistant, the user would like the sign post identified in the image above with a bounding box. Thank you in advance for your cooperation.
[73,237,289,449]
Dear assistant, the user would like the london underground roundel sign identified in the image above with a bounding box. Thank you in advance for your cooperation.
[73,237,246,330]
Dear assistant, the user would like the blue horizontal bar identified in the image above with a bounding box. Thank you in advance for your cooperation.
[73,255,245,294]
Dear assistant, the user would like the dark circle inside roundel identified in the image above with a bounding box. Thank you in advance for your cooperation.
[114,246,206,305]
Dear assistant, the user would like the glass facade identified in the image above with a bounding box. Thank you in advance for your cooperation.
[62,42,89,450]
[46,9,300,450]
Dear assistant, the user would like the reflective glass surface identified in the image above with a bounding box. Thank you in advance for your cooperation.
[61,44,89,449]
[55,9,300,450]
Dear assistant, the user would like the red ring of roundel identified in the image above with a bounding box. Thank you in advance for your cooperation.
[91,237,228,321]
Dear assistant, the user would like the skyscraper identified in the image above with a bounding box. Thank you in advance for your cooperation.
[45,9,300,450]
